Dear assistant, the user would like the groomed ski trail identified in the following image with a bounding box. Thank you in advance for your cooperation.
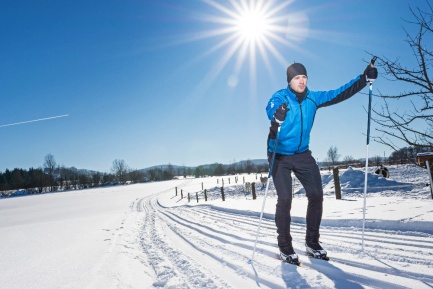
[135,185,433,289]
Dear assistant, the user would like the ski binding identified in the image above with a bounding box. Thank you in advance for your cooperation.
[306,247,329,261]
[280,252,301,266]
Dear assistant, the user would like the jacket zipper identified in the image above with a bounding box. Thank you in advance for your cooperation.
[297,102,303,153]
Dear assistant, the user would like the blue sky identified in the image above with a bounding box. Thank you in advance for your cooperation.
[0,0,429,172]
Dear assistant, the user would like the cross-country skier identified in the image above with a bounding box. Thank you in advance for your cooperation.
[266,61,378,264]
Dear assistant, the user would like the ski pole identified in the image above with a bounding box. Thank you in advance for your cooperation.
[362,56,377,250]
[249,106,285,264]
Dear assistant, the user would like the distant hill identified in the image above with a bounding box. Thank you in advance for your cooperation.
[139,159,268,172]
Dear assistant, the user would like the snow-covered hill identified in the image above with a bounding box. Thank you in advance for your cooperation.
[0,164,432,288]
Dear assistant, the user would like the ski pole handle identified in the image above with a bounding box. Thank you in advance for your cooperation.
[370,56,377,67]
[274,102,288,126]
[366,56,378,83]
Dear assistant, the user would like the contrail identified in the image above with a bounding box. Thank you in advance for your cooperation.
[0,114,69,128]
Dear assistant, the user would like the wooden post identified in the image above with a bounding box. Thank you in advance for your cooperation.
[204,189,208,202]
[202,182,203,190]
[175,187,177,196]
[252,182,256,200]
[260,177,267,189]
[221,187,225,201]
[426,160,433,199]
[229,178,230,184]
[196,192,199,203]
[188,193,190,202]
[333,167,342,199]
[417,153,433,199]
[245,182,251,193]
[181,189,183,199]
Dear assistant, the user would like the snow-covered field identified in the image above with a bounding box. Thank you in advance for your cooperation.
[1,164,432,289]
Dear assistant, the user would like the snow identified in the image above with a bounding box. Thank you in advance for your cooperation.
[1,164,432,289]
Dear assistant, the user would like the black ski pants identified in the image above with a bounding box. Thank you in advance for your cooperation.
[270,150,323,249]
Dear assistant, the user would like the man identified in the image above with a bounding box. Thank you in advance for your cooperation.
[266,60,378,265]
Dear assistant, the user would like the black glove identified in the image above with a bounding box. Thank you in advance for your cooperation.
[363,64,378,82]
[273,103,288,124]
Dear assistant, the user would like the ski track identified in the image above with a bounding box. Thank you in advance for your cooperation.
[130,183,433,289]
[136,181,237,288]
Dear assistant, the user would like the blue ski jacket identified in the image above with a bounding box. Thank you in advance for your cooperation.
[266,74,367,155]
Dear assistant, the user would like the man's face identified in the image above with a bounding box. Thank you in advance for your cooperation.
[289,75,308,93]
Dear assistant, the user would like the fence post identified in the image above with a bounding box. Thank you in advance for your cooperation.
[221,187,225,201]
[204,189,208,201]
[175,187,177,196]
[426,160,433,199]
[196,192,199,203]
[252,182,256,200]
[202,182,203,191]
[260,177,267,189]
[181,189,183,199]
[188,193,190,202]
[333,167,342,200]
[416,153,433,199]
[229,178,230,184]
[245,182,251,194]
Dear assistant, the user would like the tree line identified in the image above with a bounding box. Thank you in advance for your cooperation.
[322,145,428,169]
[1,145,428,195]
[0,155,268,194]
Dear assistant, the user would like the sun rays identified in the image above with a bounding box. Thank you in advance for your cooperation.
[195,0,309,92]
[172,0,312,113]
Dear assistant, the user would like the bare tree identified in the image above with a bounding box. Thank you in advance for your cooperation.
[326,146,340,166]
[371,2,433,157]
[111,159,129,184]
[213,163,225,176]
[146,167,161,181]
[343,155,356,167]
[91,172,102,187]
[43,153,57,191]
[163,164,175,180]
[243,160,256,174]
[127,169,144,183]
[372,155,383,167]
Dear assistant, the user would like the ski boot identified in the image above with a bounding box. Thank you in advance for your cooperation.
[305,242,329,261]
[280,247,301,266]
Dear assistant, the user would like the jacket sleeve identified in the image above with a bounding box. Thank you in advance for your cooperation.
[266,90,286,120]
[316,75,367,108]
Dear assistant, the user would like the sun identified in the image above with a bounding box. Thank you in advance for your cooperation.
[235,9,270,43]
[184,0,310,98]
[199,0,304,71]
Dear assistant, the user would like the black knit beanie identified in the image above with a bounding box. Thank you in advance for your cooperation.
[286,63,307,83]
